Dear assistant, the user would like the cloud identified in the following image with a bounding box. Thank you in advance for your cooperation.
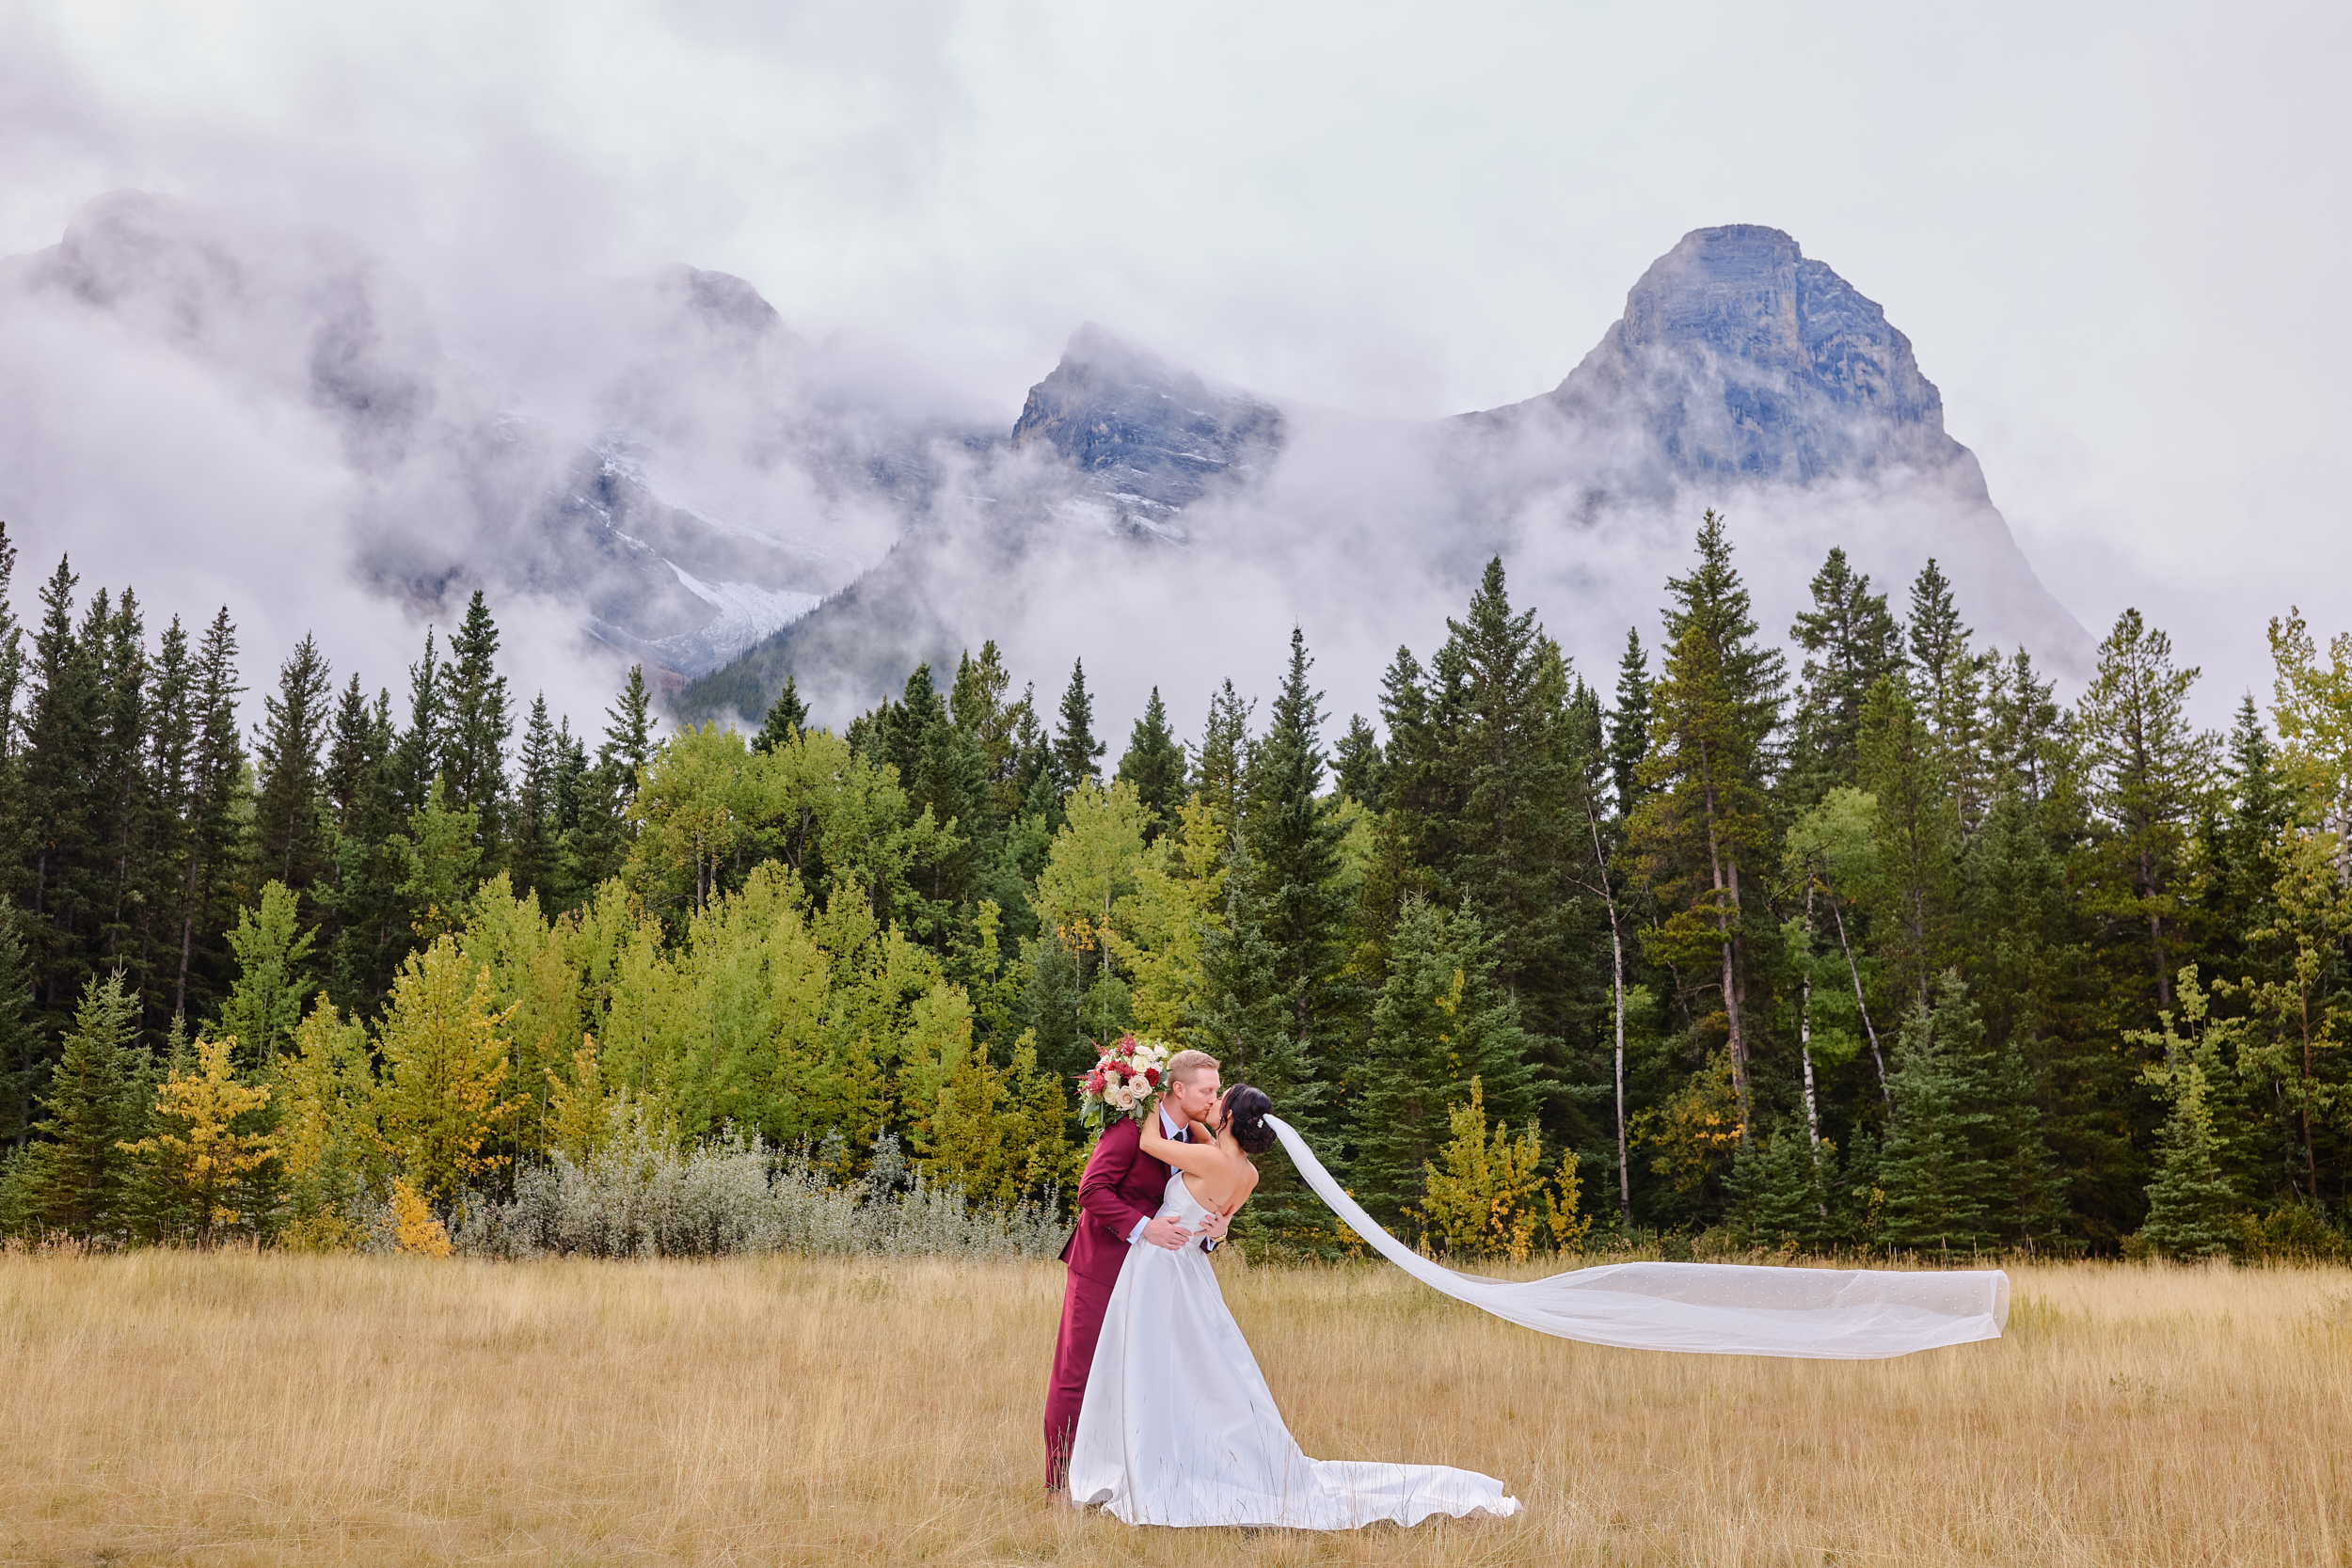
[2,0,2345,736]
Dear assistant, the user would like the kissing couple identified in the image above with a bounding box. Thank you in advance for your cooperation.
[1041,1048,1520,1529]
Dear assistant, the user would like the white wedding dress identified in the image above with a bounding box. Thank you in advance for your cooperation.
[1066,1163,1520,1528]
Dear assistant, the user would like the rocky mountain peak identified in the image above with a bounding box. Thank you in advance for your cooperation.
[1009,323,1284,516]
[1544,224,1967,489]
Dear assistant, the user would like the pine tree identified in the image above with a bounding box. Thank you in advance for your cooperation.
[443,592,512,854]
[1627,513,1784,1136]
[24,971,149,1236]
[319,678,405,1015]
[1244,631,1352,1056]
[117,1032,272,1244]
[1984,647,2062,802]
[569,665,656,890]
[1906,559,1992,838]
[20,555,102,1040]
[510,693,560,907]
[755,673,809,754]
[1192,679,1253,832]
[1876,973,2055,1253]
[137,617,197,1030]
[1188,834,1288,1087]
[1857,676,1958,1012]
[1877,976,1991,1253]
[0,521,22,775]
[1608,627,1652,821]
[1396,563,1590,1047]
[1115,687,1187,837]
[1729,1116,1833,1251]
[1346,897,1534,1228]
[1332,714,1386,809]
[990,689,1053,849]
[882,664,984,919]
[602,665,656,784]
[171,609,246,1027]
[1788,547,1902,801]
[0,900,38,1147]
[2075,609,2217,1017]
[1052,659,1104,794]
[86,588,154,998]
[324,676,392,829]
[391,627,445,815]
[1188,833,1326,1240]
[2188,698,2290,1006]
[250,634,333,895]
[950,643,1028,821]
[2138,1068,2237,1259]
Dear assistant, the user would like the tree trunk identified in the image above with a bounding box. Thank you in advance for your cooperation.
[1694,737,1749,1136]
[1578,788,1632,1225]
[1799,887,1820,1149]
[1829,897,1892,1112]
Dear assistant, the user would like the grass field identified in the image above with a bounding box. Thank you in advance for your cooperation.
[3,1248,2347,1566]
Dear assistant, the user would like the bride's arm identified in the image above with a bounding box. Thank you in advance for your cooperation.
[1139,1111,1229,1178]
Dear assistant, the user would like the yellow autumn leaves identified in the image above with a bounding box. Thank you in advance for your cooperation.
[1416,1078,1589,1264]
[116,1034,273,1243]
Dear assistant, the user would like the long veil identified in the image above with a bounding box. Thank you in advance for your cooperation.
[1266,1116,2008,1359]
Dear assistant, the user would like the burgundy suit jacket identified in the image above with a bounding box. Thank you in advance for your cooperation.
[1059,1116,1180,1284]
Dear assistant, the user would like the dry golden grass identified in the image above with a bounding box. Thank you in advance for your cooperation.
[3,1248,2348,1566]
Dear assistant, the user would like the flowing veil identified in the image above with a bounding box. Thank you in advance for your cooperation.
[1267,1116,2008,1359]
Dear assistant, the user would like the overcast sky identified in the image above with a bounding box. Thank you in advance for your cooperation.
[5,0,2345,721]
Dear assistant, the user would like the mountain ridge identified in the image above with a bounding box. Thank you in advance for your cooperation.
[676,223,2085,728]
[0,198,2087,732]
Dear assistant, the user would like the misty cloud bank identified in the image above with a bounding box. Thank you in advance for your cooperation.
[0,198,2087,745]
[672,224,2091,737]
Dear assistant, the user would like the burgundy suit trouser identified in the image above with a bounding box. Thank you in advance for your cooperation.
[1043,1263,1115,1487]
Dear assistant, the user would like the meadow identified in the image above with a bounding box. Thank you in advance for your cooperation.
[3,1250,2346,1566]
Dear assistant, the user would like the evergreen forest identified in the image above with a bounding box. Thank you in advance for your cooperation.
[1,509,2344,1263]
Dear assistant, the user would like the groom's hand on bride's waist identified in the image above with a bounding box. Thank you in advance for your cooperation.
[1139,1214,1193,1250]
[1195,1211,1231,1249]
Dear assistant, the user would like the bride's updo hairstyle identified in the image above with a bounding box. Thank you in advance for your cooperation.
[1222,1085,1277,1155]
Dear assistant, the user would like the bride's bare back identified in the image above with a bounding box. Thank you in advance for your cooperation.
[1140,1107,1259,1218]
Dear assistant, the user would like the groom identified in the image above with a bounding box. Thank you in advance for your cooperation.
[1043,1047,1230,1490]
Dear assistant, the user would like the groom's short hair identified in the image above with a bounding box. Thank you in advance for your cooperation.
[1166,1050,1220,1086]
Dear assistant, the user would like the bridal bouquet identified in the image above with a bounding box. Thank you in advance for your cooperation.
[1077,1034,1173,1131]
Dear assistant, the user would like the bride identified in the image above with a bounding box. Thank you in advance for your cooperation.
[1064,1083,1520,1528]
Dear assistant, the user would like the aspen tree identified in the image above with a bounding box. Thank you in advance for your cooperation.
[374,935,518,1203]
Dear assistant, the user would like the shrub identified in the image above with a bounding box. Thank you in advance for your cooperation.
[2233,1204,2350,1264]
[451,1107,1066,1261]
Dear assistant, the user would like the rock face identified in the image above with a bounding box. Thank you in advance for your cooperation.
[1009,323,1284,528]
[680,224,2089,726]
[1461,224,1978,497]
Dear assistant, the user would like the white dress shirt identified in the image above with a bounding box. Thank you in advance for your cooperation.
[1127,1104,1189,1244]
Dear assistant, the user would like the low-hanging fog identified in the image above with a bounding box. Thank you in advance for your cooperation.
[2,0,2345,741]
